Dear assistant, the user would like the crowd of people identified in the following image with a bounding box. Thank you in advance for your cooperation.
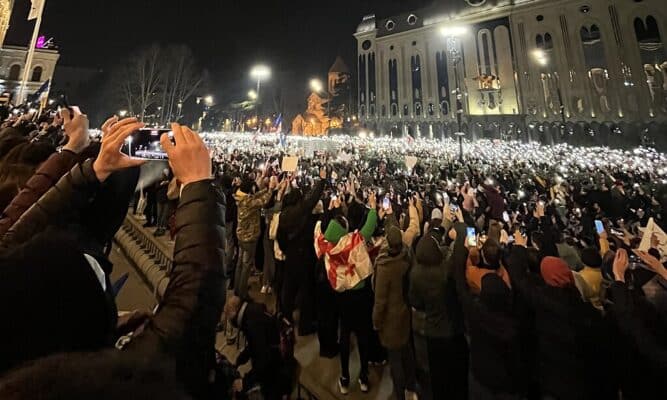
[0,103,666,400]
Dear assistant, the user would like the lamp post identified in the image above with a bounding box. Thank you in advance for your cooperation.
[250,65,271,131]
[532,49,566,137]
[441,26,468,162]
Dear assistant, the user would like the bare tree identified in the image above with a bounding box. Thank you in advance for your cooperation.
[158,45,204,125]
[108,44,205,125]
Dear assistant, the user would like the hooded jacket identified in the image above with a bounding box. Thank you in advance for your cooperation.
[451,223,524,395]
[409,233,464,338]
[372,244,411,349]
[233,188,272,243]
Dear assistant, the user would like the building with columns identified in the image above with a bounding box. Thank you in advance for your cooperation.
[0,45,59,103]
[355,0,667,145]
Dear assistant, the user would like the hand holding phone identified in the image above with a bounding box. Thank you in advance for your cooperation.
[121,128,173,160]
[595,220,605,234]
[383,197,391,210]
[466,227,477,247]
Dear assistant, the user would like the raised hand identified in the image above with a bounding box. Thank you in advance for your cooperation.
[61,107,91,154]
[92,118,145,182]
[160,123,211,186]
[613,249,629,283]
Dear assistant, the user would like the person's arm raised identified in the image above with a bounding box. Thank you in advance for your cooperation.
[128,123,223,395]
[0,116,145,250]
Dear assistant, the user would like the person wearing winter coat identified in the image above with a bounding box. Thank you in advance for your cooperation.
[409,228,468,400]
[317,193,378,395]
[507,233,614,400]
[0,121,226,399]
[276,170,326,321]
[451,223,525,399]
[372,225,416,400]
[233,177,275,299]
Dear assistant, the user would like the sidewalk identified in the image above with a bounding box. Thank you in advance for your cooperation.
[121,212,396,400]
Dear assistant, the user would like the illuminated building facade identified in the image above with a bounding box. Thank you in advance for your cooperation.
[0,0,12,50]
[355,0,667,145]
[0,45,60,103]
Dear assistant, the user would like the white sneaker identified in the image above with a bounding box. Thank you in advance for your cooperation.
[338,377,350,395]
[359,377,369,393]
[260,285,268,294]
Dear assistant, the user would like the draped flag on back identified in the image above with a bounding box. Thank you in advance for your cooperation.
[314,221,381,292]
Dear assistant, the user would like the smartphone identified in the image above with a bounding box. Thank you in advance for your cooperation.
[383,197,391,210]
[466,227,477,247]
[503,211,510,223]
[595,220,605,234]
[121,128,173,160]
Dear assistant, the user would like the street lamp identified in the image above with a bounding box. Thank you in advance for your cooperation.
[250,65,271,132]
[248,90,258,100]
[441,25,468,162]
[250,64,271,98]
[119,110,128,117]
[204,95,214,107]
[531,50,566,134]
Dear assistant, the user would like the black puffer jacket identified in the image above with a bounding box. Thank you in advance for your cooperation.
[0,160,226,398]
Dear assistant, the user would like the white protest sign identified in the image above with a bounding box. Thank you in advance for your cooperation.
[281,156,299,172]
[405,156,418,170]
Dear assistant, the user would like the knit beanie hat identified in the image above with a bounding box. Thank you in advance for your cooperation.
[580,247,602,269]
[386,226,403,254]
[540,256,574,288]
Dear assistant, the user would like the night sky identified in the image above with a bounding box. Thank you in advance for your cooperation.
[6,0,432,106]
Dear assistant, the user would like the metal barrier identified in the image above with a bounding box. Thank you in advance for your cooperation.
[114,214,171,299]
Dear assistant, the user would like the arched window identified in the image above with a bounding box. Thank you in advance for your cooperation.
[544,33,553,49]
[536,34,544,49]
[31,66,43,82]
[8,65,21,81]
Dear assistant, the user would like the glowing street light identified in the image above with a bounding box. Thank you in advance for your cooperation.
[250,64,271,97]
[248,90,258,100]
[310,78,324,93]
[119,110,128,117]
[204,95,214,106]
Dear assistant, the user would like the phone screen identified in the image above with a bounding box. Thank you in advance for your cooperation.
[503,211,510,223]
[466,227,477,247]
[383,197,391,210]
[595,220,605,234]
[121,128,173,160]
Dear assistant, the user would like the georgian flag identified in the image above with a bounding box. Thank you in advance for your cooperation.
[28,0,44,20]
[314,221,377,292]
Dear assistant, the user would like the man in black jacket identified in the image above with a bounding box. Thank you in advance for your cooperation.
[277,169,326,324]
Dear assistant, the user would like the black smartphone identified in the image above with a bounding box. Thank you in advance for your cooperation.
[121,128,173,160]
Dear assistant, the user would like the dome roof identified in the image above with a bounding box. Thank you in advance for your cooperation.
[356,14,376,33]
